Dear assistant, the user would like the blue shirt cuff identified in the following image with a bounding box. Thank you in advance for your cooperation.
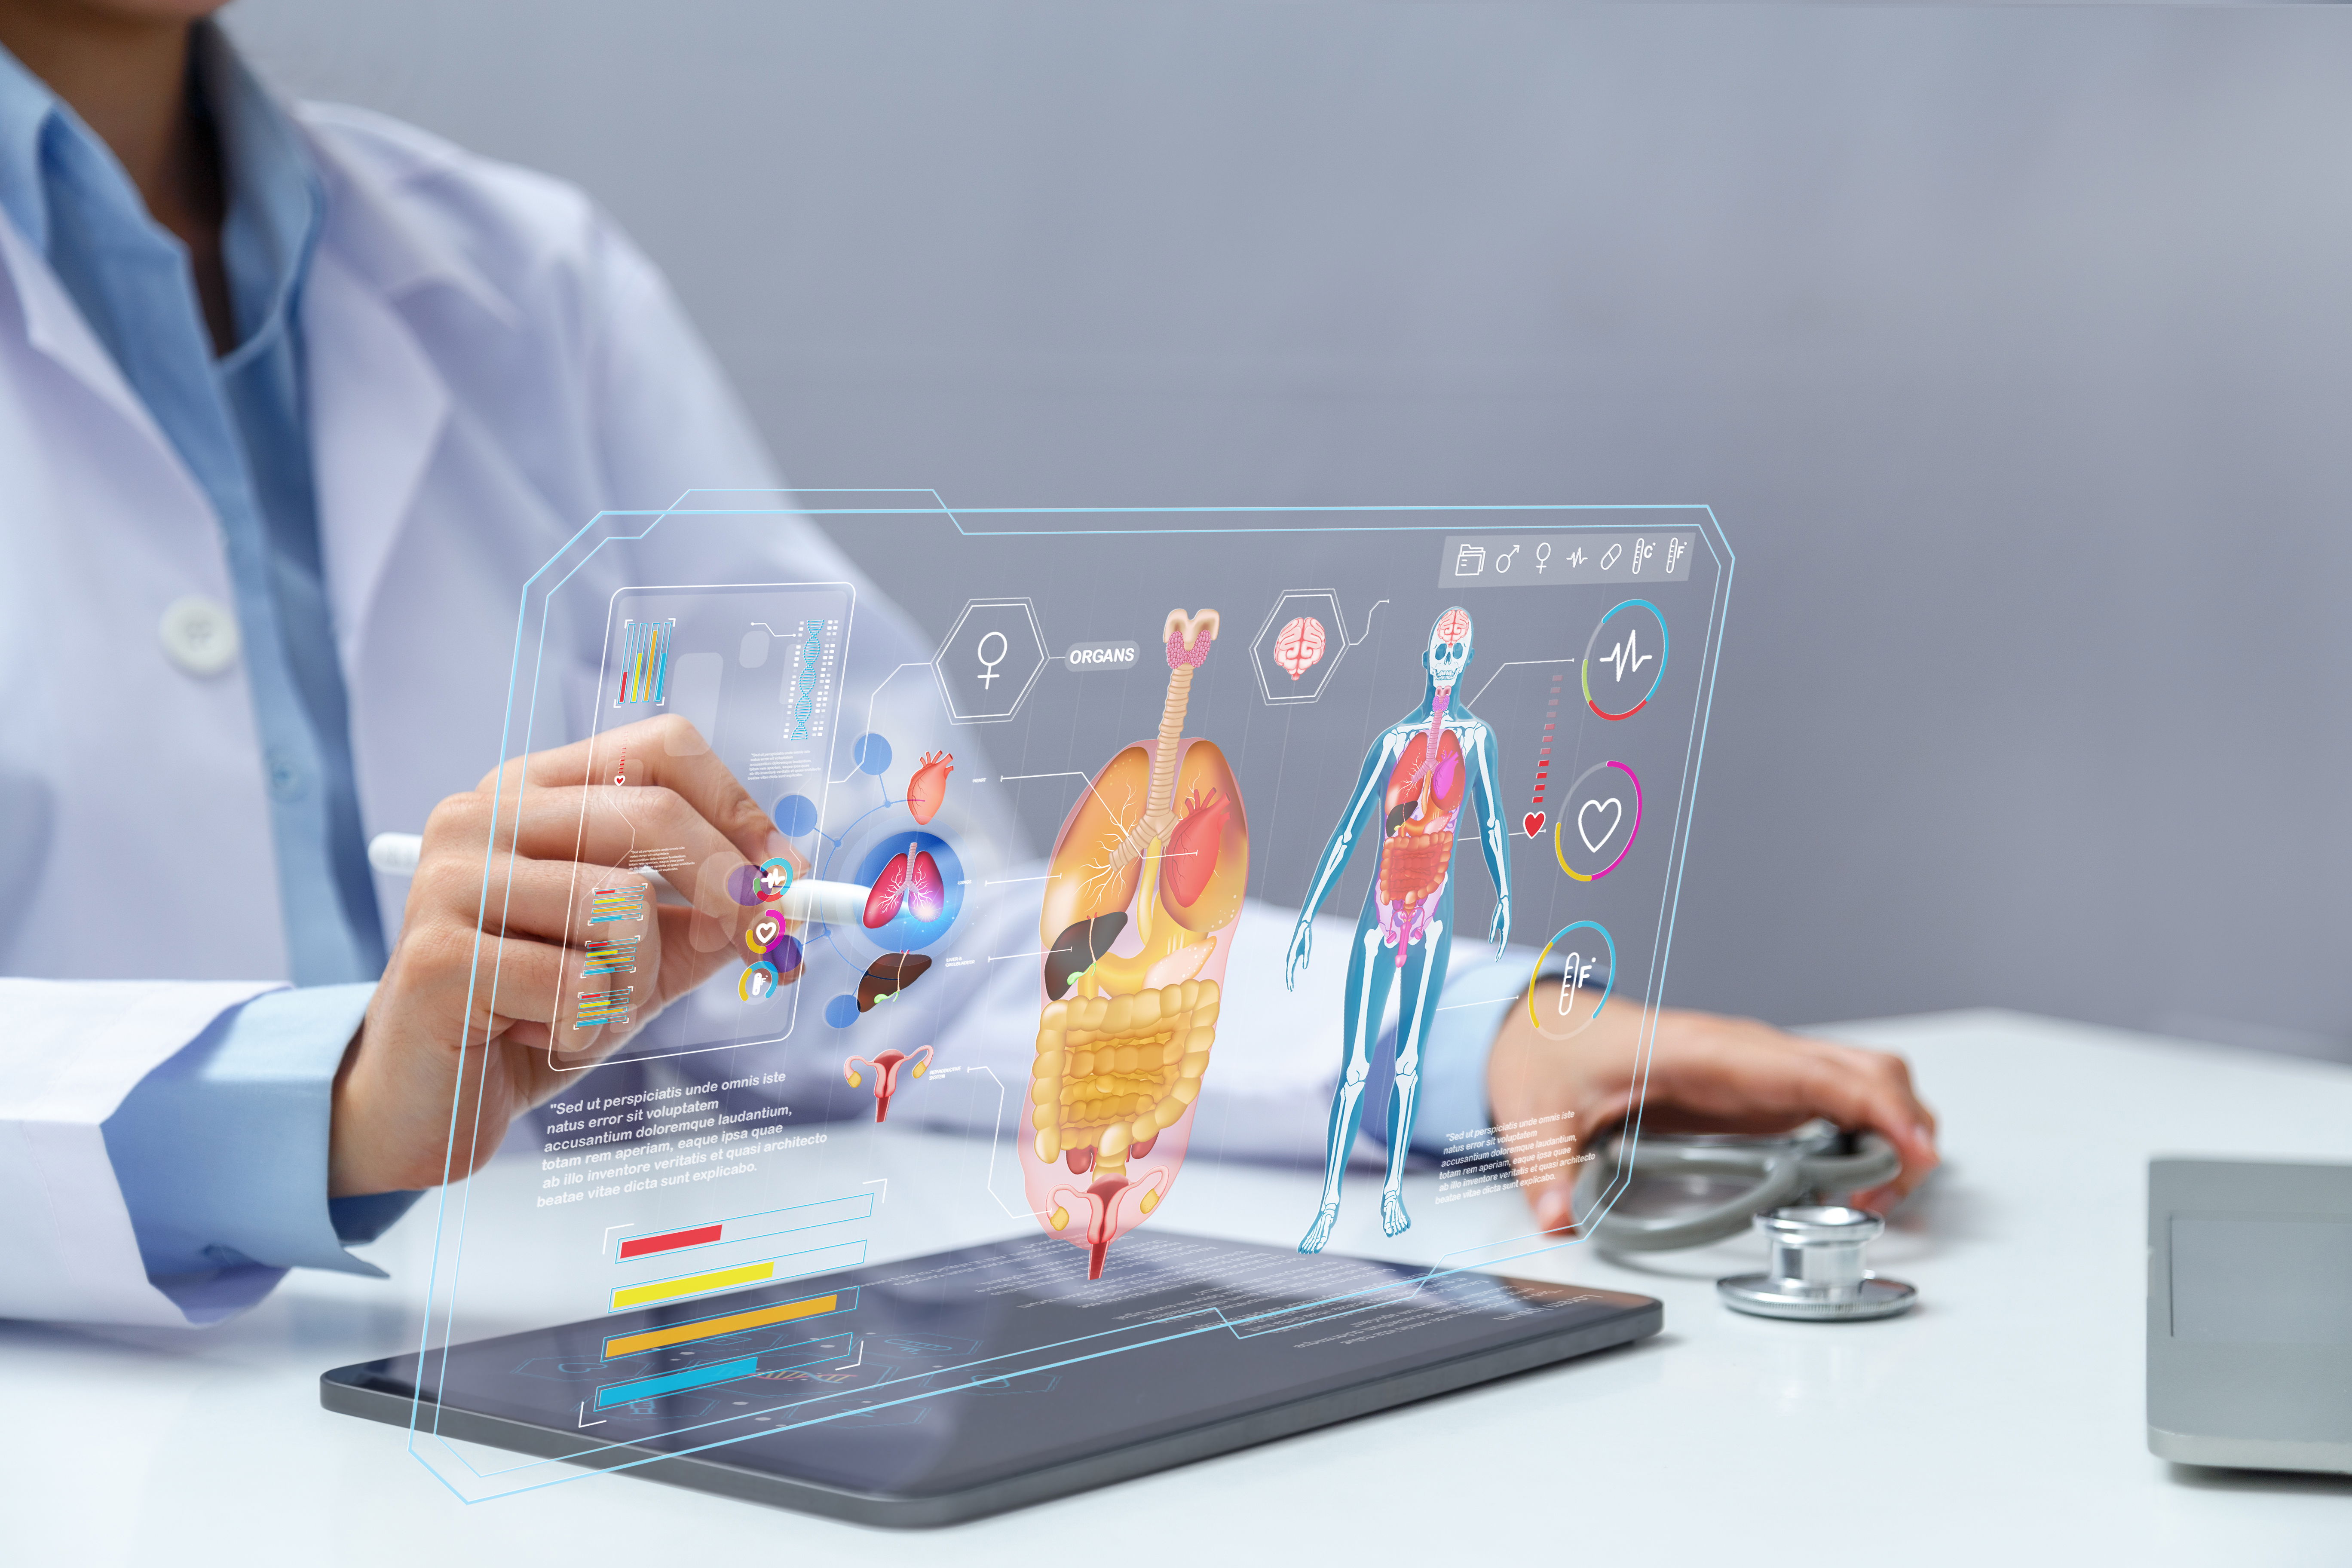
[1407,986,1512,1155]
[102,983,419,1280]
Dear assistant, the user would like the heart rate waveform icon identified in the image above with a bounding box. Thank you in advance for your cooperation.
[1554,760,1642,882]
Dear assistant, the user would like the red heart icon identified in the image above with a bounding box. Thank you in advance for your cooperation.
[1523,811,1546,838]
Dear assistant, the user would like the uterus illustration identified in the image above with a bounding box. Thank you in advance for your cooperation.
[1022,608,1248,1279]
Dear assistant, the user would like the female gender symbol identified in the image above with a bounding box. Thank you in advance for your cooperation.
[976,630,1009,688]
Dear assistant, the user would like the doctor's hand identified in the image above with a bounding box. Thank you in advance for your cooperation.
[1484,1001,1940,1234]
[328,716,801,1197]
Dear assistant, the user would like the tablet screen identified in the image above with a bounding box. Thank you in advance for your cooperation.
[335,1232,1649,1509]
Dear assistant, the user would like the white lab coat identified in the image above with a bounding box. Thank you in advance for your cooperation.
[0,104,1375,1327]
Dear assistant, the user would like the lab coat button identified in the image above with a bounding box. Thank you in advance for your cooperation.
[159,596,240,676]
[265,748,308,802]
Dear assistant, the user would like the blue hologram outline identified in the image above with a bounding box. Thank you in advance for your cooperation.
[412,493,1730,1491]
[405,490,1733,1500]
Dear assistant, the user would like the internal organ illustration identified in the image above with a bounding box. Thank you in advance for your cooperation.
[843,1045,931,1122]
[1284,606,1510,1255]
[857,951,932,1011]
[1273,616,1328,681]
[906,751,954,826]
[1024,609,1249,1280]
[863,843,944,929]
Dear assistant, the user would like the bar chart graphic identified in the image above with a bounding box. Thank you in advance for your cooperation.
[581,937,639,976]
[614,618,676,707]
[611,1193,876,1262]
[607,1240,868,1312]
[599,1288,854,1360]
[589,886,647,924]
[573,987,632,1029]
[590,1332,854,1410]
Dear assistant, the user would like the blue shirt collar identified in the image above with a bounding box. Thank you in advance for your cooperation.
[0,21,321,361]
[0,38,61,253]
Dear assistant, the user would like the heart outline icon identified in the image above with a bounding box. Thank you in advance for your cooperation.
[1577,796,1623,854]
[1523,811,1546,838]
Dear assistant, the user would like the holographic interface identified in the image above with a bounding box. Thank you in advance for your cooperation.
[403,495,1730,1501]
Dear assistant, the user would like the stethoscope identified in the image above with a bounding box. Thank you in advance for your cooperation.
[1574,1121,1918,1320]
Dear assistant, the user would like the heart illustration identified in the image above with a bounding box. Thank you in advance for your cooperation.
[1577,796,1623,854]
[1523,811,1546,838]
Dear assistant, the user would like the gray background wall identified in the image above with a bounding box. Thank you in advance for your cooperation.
[227,0,2352,1056]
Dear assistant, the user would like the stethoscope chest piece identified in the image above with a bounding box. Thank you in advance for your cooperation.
[1717,1205,1918,1322]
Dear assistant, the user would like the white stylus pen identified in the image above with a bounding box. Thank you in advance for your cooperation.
[365,832,870,923]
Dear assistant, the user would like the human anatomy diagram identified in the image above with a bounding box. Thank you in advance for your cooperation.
[1023,609,1250,1280]
[1285,606,1511,1254]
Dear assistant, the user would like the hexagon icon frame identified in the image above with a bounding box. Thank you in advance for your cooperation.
[1251,589,1349,705]
[931,597,1048,723]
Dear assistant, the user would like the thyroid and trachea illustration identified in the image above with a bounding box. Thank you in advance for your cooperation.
[1024,609,1250,1279]
[1286,606,1511,1254]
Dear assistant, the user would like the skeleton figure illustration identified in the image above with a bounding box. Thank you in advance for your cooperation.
[1285,606,1510,1253]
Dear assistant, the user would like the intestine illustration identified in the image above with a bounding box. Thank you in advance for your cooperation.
[1023,609,1249,1279]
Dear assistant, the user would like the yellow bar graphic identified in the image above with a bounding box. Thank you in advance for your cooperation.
[611,1260,775,1311]
[602,1293,841,1360]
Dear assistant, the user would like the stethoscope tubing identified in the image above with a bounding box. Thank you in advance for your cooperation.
[1573,1129,1902,1252]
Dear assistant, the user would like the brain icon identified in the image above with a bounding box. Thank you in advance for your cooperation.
[1273,616,1328,681]
[1435,608,1470,646]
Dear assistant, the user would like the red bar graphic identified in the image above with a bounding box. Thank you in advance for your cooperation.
[619,1224,723,1260]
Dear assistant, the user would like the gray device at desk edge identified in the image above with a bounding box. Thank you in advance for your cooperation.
[2147,1158,2352,1473]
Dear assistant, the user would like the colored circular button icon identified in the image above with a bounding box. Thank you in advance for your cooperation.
[1581,599,1668,720]
[1553,760,1641,882]
[738,962,780,1002]
[743,906,791,961]
[755,858,795,903]
[1527,921,1616,1040]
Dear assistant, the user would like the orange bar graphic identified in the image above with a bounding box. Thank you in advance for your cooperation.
[600,1292,842,1360]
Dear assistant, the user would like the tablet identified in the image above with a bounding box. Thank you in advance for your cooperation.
[323,1232,1658,1525]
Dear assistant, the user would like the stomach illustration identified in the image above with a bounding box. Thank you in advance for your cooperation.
[1022,609,1248,1280]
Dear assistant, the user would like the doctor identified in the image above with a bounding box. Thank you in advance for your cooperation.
[0,0,1939,1328]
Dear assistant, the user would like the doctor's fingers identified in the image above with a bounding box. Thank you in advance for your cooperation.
[1721,1037,1940,1198]
[404,926,616,1048]
[478,715,777,865]
[424,787,755,921]
[413,854,662,951]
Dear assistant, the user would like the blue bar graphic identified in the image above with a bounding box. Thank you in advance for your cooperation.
[593,1353,759,1410]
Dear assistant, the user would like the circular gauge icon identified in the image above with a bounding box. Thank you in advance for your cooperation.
[1553,760,1642,882]
[1526,921,1616,1040]
[756,858,796,903]
[1580,599,1668,720]
[738,961,780,1002]
[743,906,791,961]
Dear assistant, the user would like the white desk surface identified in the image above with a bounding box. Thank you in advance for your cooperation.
[7,1009,2350,1563]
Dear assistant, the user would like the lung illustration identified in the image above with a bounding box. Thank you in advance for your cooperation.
[1023,609,1248,1279]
